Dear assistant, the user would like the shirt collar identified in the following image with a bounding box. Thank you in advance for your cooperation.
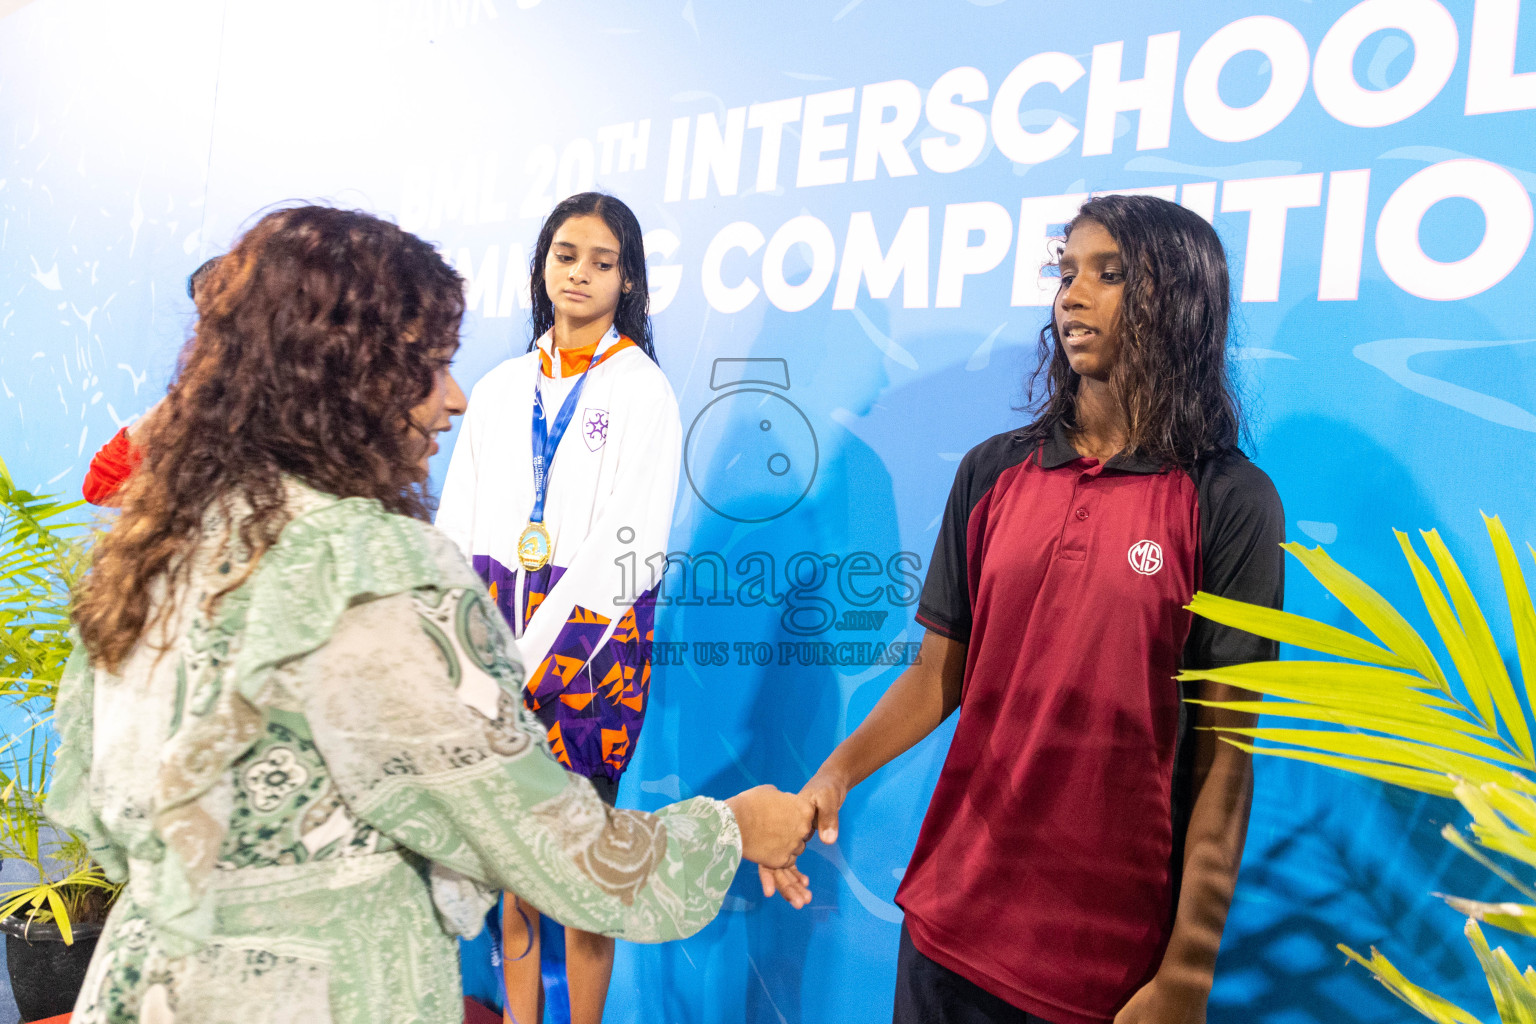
[1032,419,1164,474]
[535,325,622,380]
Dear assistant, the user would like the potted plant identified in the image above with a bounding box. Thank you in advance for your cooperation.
[0,456,118,1020]
[1188,513,1536,1021]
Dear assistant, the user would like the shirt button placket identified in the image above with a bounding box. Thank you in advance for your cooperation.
[1059,469,1093,560]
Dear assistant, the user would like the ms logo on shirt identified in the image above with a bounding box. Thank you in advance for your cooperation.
[1127,539,1164,576]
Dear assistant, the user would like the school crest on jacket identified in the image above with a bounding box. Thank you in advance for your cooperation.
[582,408,609,451]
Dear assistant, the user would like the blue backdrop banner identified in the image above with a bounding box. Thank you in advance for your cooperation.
[3,1,1535,1021]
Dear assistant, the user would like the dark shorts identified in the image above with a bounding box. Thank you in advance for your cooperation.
[893,923,1044,1024]
[588,772,620,807]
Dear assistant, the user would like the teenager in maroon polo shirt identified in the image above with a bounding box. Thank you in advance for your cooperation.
[763,194,1284,1024]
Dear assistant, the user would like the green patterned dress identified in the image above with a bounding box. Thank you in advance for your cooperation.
[46,485,742,1023]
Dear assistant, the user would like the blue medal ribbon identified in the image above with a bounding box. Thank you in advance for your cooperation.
[528,326,619,525]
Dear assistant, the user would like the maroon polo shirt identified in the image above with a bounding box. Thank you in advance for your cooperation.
[897,422,1284,1024]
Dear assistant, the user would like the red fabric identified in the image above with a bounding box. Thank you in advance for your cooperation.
[896,454,1201,1024]
[28,1014,72,1024]
[463,997,500,1024]
[82,427,143,505]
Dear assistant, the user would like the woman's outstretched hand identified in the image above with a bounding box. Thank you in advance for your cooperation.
[725,785,815,869]
[758,862,813,909]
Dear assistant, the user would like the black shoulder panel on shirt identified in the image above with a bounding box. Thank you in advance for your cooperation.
[1184,451,1287,670]
[916,430,1035,645]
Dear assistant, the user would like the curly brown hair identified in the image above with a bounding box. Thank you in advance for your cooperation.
[76,206,465,672]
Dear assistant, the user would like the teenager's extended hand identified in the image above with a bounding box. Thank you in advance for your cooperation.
[725,785,814,869]
[799,769,849,844]
[1113,974,1207,1024]
[755,769,851,909]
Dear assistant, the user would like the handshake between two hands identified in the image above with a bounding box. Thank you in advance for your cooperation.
[723,771,846,912]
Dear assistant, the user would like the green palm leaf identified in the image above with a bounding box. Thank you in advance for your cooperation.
[1466,919,1536,1024]
[1477,783,1536,834]
[1442,898,1536,938]
[1179,660,1457,707]
[1217,727,1517,786]
[1185,592,1406,667]
[1441,824,1536,902]
[1396,531,1503,734]
[1451,785,1536,873]
[42,888,70,945]
[1189,700,1517,763]
[1193,528,1536,794]
[1338,944,1484,1024]
[1217,739,1455,797]
[0,464,117,943]
[1190,520,1536,1023]
[1283,542,1449,690]
[1187,519,1536,1023]
[1423,529,1532,759]
[1486,515,1536,740]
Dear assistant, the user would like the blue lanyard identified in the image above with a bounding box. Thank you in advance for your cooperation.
[488,894,536,1018]
[528,327,617,524]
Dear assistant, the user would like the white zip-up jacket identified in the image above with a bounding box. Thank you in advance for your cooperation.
[436,329,681,780]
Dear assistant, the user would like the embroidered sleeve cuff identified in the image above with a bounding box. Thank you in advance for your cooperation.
[698,795,743,858]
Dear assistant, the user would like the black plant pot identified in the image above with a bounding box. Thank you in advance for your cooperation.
[0,915,103,1022]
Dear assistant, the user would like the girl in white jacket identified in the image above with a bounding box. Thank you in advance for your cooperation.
[436,192,681,1024]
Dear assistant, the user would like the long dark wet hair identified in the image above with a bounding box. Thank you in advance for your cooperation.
[1019,193,1243,469]
[526,191,657,362]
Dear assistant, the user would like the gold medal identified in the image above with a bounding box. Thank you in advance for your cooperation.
[518,521,552,571]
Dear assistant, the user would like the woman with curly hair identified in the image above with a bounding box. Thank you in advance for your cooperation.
[765,194,1286,1024]
[49,205,811,1024]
